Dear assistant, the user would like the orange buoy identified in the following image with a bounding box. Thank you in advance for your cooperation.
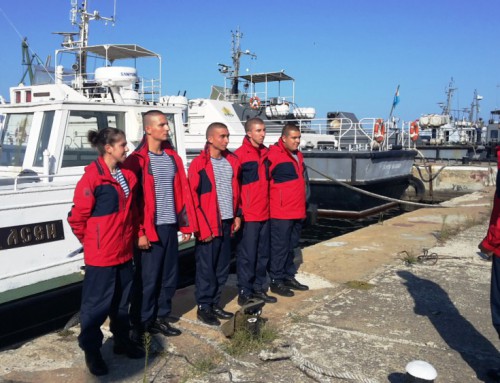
[249,96,261,110]
[410,120,420,142]
[374,118,385,143]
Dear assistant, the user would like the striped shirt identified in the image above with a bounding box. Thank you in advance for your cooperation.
[211,156,233,220]
[112,167,129,198]
[148,151,177,225]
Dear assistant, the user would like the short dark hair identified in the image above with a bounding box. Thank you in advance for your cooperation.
[244,117,265,133]
[206,122,228,139]
[281,123,300,137]
[143,110,165,128]
[87,128,126,155]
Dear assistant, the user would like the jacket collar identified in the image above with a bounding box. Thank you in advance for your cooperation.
[242,136,267,155]
[134,135,174,157]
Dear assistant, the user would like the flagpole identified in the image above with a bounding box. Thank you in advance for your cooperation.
[388,84,400,122]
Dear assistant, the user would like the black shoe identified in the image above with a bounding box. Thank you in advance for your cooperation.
[238,293,254,306]
[197,307,221,326]
[488,368,500,381]
[148,318,182,337]
[84,350,108,376]
[212,305,234,319]
[113,338,145,359]
[284,277,309,291]
[270,281,294,297]
[253,291,277,303]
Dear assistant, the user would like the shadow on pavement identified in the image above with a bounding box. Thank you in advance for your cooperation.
[398,270,499,382]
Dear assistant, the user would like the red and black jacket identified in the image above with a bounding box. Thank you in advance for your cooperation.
[481,145,500,256]
[268,139,307,220]
[235,136,270,222]
[123,136,197,242]
[188,145,241,241]
[68,157,137,267]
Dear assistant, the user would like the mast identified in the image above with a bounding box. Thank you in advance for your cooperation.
[442,78,456,117]
[229,27,256,95]
[65,0,115,82]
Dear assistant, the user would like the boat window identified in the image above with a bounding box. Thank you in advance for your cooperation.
[62,111,125,167]
[165,113,177,148]
[33,111,55,167]
[0,113,34,167]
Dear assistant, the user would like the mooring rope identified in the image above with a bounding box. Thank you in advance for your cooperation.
[260,345,379,383]
[306,165,446,208]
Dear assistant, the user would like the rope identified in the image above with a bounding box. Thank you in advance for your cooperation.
[306,165,445,209]
[413,163,447,183]
[260,345,379,383]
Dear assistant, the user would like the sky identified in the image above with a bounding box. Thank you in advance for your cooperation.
[0,0,499,124]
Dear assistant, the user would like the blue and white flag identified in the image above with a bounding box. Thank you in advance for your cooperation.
[392,86,400,108]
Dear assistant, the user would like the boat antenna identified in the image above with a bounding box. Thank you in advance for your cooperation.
[442,77,456,116]
[230,27,256,95]
[57,0,116,81]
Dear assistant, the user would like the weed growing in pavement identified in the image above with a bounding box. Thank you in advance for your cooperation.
[437,214,482,243]
[345,280,376,290]
[378,212,385,225]
[179,354,224,383]
[224,321,279,357]
[398,250,419,266]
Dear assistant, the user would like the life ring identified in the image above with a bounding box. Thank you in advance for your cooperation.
[249,96,261,110]
[374,118,385,143]
[410,120,420,142]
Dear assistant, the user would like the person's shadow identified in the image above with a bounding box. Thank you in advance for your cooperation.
[394,270,500,382]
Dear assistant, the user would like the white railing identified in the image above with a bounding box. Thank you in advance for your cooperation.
[59,72,161,103]
[1,172,82,192]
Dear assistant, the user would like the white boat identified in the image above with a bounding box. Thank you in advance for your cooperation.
[0,0,192,345]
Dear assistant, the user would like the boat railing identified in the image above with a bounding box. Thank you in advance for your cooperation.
[58,72,161,103]
[266,117,393,151]
[1,172,82,192]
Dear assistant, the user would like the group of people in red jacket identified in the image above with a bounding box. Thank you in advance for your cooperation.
[68,111,309,376]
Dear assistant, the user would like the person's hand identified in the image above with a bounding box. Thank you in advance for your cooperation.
[478,241,493,257]
[181,233,192,243]
[137,235,151,250]
[202,234,214,243]
[233,217,241,233]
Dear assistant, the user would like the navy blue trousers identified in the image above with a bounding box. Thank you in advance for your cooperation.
[195,220,232,309]
[236,220,270,295]
[491,255,500,337]
[269,218,302,283]
[78,260,133,352]
[130,224,179,327]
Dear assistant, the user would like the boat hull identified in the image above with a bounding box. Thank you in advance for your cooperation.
[304,149,417,216]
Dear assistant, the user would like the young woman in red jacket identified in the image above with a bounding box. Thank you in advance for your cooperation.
[68,128,143,376]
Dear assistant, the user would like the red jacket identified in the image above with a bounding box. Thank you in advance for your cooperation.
[235,136,270,222]
[481,146,500,256]
[68,157,137,267]
[268,139,307,220]
[188,145,241,241]
[123,136,197,242]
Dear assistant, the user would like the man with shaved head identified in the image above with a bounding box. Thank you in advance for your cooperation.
[188,122,241,326]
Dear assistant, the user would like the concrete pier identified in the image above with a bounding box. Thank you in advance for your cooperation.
[0,189,497,383]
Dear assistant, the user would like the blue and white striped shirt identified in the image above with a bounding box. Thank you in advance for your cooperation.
[210,156,233,220]
[148,151,177,225]
[112,168,129,198]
